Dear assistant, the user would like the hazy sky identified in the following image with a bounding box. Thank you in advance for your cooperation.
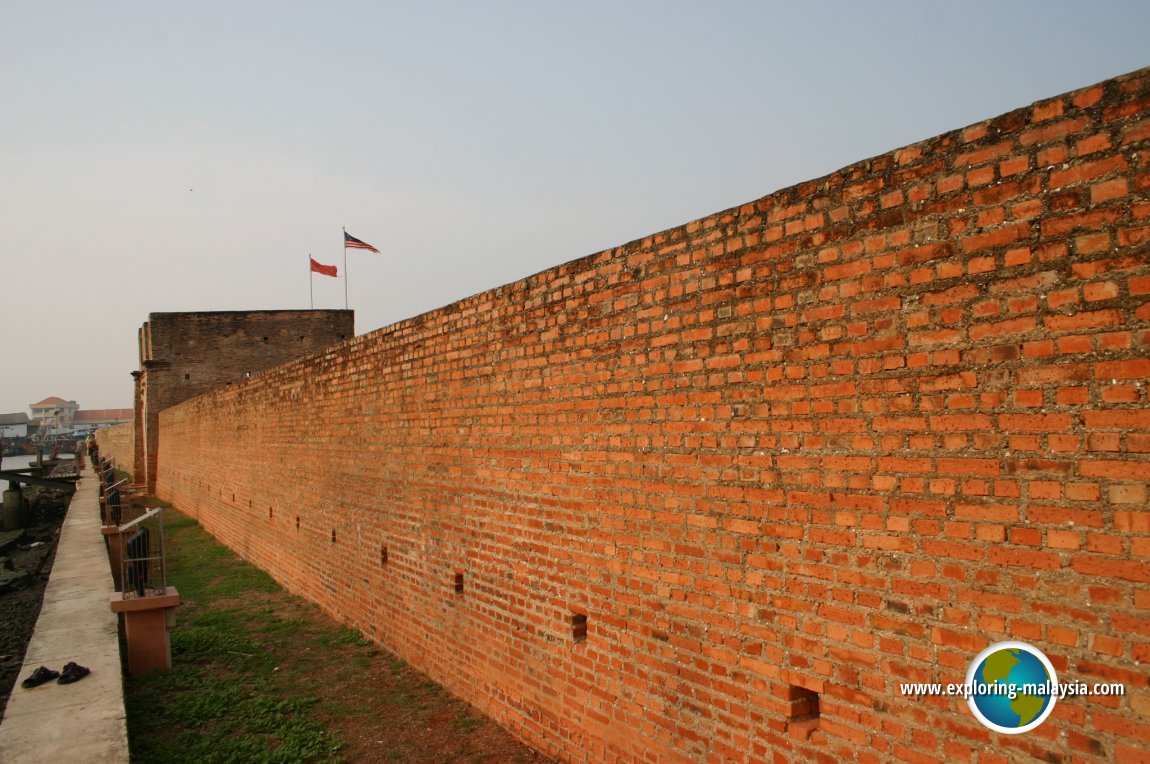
[2,1,1147,415]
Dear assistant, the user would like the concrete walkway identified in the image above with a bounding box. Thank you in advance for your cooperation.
[0,465,129,762]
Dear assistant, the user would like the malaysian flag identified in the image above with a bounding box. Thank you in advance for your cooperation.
[344,231,380,253]
[310,257,338,277]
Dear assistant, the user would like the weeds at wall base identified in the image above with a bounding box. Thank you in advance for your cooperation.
[124,505,548,764]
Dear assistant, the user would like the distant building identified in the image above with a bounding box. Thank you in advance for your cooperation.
[29,397,79,432]
[23,400,132,438]
[72,408,133,436]
[0,413,30,439]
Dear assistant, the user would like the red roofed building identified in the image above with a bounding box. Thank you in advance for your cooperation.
[29,397,79,432]
[27,398,132,436]
[73,408,133,434]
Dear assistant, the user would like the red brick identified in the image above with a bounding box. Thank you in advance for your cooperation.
[987,547,1062,570]
[1091,178,1129,203]
[936,458,1000,477]
[999,413,1074,432]
[1084,410,1150,429]
[1049,155,1129,188]
[1047,530,1081,550]
[1073,555,1150,583]
[1044,309,1123,332]
[1040,208,1124,236]
[959,222,1028,254]
[1094,358,1150,380]
[1020,115,1089,145]
[1081,460,1150,480]
[1083,281,1120,301]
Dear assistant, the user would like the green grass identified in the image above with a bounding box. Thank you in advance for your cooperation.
[125,509,343,764]
[124,506,545,764]
[457,713,482,733]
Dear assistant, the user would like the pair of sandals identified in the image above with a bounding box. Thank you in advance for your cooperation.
[21,662,90,688]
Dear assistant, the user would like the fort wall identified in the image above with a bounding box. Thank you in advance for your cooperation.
[156,68,1150,762]
[135,309,353,491]
[95,422,133,476]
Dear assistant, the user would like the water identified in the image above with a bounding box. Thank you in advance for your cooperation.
[1,453,75,471]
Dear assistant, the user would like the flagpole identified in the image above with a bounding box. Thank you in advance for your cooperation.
[309,255,314,309]
[342,226,349,310]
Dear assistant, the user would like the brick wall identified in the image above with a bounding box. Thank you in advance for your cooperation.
[94,423,133,478]
[136,310,353,491]
[156,68,1150,762]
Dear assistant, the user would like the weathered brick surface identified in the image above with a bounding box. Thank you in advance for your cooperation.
[95,422,133,476]
[157,69,1150,762]
[136,310,353,491]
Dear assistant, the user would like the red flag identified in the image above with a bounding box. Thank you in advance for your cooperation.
[310,257,338,277]
[344,231,380,253]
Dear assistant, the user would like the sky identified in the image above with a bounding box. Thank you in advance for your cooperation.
[1,1,1147,415]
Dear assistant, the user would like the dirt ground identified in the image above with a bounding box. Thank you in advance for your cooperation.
[129,505,557,763]
[246,592,554,763]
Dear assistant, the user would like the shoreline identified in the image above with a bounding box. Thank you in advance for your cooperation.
[0,464,74,716]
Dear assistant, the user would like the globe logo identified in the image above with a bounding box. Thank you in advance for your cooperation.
[966,641,1058,734]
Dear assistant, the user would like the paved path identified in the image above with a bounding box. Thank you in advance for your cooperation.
[0,465,129,762]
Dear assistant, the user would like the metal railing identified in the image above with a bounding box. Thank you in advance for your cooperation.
[116,507,167,599]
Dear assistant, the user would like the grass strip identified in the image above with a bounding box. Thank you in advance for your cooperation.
[125,507,343,763]
[124,505,547,764]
